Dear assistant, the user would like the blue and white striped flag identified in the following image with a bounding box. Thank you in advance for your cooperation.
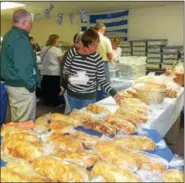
[81,10,129,41]
[80,9,89,23]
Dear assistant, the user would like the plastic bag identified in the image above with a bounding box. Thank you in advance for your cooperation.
[163,169,184,182]
[156,139,167,149]
[90,175,107,182]
[169,154,184,168]
[95,140,139,171]
[113,135,156,151]
[137,169,163,182]
[131,151,169,173]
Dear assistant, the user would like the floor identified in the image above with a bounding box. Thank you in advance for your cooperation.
[5,99,184,156]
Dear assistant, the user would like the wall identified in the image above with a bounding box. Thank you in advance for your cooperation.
[1,19,12,37]
[31,13,81,45]
[128,3,184,46]
[1,13,81,46]
[1,3,184,46]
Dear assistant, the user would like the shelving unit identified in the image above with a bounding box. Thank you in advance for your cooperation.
[120,39,184,74]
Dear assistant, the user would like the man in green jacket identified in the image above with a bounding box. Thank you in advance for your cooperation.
[1,9,40,122]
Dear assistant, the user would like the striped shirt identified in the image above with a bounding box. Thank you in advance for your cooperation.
[63,47,116,99]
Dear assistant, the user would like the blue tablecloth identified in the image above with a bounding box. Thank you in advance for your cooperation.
[75,126,184,171]
[1,126,184,171]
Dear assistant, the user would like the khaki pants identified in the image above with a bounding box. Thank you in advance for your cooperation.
[5,86,36,122]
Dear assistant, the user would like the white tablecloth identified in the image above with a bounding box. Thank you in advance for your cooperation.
[110,78,132,91]
[96,87,184,137]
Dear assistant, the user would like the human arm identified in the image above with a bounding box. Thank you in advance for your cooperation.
[97,57,121,105]
[106,39,114,63]
[61,48,75,89]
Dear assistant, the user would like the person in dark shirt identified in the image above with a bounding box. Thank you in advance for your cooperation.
[1,9,40,122]
[29,36,41,55]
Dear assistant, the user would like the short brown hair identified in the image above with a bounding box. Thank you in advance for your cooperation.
[12,9,31,23]
[46,34,59,46]
[81,27,99,47]
[95,22,106,31]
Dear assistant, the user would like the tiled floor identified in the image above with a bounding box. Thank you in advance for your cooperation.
[36,99,65,117]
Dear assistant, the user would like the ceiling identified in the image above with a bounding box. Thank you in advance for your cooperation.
[1,1,183,20]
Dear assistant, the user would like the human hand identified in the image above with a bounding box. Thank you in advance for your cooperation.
[114,92,122,105]
[110,58,116,64]
[59,87,65,96]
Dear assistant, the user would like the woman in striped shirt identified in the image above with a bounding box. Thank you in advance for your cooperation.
[62,27,121,110]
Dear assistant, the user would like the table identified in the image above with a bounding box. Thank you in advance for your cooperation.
[0,126,179,168]
[110,78,132,91]
[96,87,184,138]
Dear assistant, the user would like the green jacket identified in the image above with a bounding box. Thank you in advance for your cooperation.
[1,26,40,92]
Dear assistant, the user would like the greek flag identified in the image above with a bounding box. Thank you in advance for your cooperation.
[81,10,129,41]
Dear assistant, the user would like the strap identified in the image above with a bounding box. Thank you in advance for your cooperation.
[41,46,52,63]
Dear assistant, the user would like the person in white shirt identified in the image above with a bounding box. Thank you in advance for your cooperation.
[111,37,122,62]
[40,34,63,106]
[95,22,113,82]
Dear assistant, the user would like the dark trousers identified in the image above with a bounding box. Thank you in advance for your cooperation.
[41,75,61,106]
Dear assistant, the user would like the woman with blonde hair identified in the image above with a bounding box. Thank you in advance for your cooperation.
[111,37,122,61]
[40,34,63,106]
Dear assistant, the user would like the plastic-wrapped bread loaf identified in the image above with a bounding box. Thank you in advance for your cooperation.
[69,111,93,123]
[86,104,111,114]
[34,116,49,133]
[119,89,138,98]
[106,117,136,135]
[1,168,30,182]
[54,151,99,168]
[95,140,138,171]
[49,113,81,126]
[68,131,99,149]
[3,131,39,144]
[48,134,84,152]
[48,120,74,134]
[131,151,168,173]
[163,169,184,182]
[32,156,89,182]
[114,136,156,151]
[92,161,141,182]
[84,121,118,136]
[1,125,28,137]
[1,167,50,182]
[2,139,43,161]
[116,107,148,123]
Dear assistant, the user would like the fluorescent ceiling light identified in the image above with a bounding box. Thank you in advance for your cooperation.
[1,2,25,10]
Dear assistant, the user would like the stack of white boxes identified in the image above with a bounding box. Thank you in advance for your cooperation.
[146,39,167,70]
[132,40,146,56]
[120,41,132,56]
[118,56,147,80]
[161,46,183,70]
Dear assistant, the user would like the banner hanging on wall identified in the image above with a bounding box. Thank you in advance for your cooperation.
[80,9,89,23]
[34,13,40,21]
[69,13,74,24]
[57,12,63,25]
[44,9,50,19]
[48,3,54,12]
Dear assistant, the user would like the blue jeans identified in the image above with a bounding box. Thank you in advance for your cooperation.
[67,94,96,110]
